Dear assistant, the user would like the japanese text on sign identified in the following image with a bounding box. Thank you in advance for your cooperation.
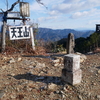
[9,25,31,40]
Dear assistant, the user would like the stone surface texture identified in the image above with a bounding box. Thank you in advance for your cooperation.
[67,33,75,54]
[64,54,80,72]
[62,54,82,85]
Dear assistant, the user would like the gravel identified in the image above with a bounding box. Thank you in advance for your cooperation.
[0,53,100,100]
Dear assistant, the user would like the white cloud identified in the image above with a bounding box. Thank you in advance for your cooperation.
[70,11,88,19]
[48,10,60,16]
[63,0,80,3]
[70,9,97,19]
[42,0,63,5]
[37,16,58,22]
[30,0,100,17]
[30,2,44,11]
[28,0,100,29]
[51,0,100,15]
[88,20,100,24]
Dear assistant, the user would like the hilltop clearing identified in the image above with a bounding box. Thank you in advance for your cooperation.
[0,53,100,100]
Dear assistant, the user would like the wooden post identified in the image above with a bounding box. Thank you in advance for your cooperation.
[1,11,8,52]
[0,0,20,52]
[1,21,6,52]
[30,27,35,50]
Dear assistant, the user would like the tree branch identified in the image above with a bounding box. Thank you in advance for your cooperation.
[36,0,48,9]
[0,9,4,12]
[7,0,20,12]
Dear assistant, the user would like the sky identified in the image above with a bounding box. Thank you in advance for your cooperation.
[0,0,100,30]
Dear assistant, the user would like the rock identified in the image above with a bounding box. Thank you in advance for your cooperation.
[78,95,83,100]
[2,65,6,69]
[35,76,45,81]
[8,58,15,63]
[87,52,93,55]
[40,85,48,91]
[96,95,100,99]
[11,73,15,76]
[52,59,60,63]
[54,63,59,67]
[80,54,87,63]
[60,91,68,97]
[76,52,87,63]
[17,57,22,61]
[2,57,8,61]
[48,83,57,90]
[29,65,34,69]
[62,94,66,99]
[63,85,69,92]
[10,94,16,99]
[36,63,46,68]
[0,90,5,98]
[76,52,82,55]
[98,70,100,74]
[52,57,63,66]
[49,92,55,98]
[16,87,20,92]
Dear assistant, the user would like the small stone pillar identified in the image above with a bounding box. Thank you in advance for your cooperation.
[67,33,75,54]
[62,54,82,85]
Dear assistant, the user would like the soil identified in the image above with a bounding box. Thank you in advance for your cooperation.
[0,52,100,100]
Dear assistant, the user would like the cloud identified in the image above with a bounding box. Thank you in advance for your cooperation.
[29,0,100,29]
[30,2,44,11]
[88,20,100,25]
[42,0,63,5]
[70,9,97,19]
[51,0,100,15]
[37,16,58,22]
[30,0,62,11]
[30,0,100,17]
[63,0,80,3]
[70,11,88,19]
[48,10,60,16]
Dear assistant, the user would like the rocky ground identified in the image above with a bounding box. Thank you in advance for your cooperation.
[0,52,100,100]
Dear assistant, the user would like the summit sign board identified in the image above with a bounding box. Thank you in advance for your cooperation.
[96,24,100,33]
[9,25,31,40]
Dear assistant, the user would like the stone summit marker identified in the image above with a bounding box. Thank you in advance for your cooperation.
[62,54,82,85]
[62,33,82,85]
[67,33,75,54]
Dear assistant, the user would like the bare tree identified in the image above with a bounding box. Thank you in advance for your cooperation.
[36,0,48,9]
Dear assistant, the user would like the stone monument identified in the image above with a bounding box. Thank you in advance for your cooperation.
[67,33,75,54]
[62,54,82,85]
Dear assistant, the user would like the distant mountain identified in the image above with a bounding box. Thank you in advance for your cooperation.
[36,28,95,41]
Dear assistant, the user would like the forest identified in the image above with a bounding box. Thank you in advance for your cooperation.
[55,32,100,54]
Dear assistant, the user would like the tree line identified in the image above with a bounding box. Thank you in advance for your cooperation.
[75,32,100,53]
[55,32,100,53]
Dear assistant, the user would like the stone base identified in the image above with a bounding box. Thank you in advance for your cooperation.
[64,54,80,72]
[62,69,82,85]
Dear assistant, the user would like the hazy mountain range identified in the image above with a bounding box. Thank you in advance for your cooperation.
[36,28,95,41]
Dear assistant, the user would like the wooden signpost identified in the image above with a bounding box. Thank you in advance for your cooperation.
[0,0,35,52]
[9,25,31,40]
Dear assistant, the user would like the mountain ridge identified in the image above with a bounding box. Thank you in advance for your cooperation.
[36,27,95,41]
